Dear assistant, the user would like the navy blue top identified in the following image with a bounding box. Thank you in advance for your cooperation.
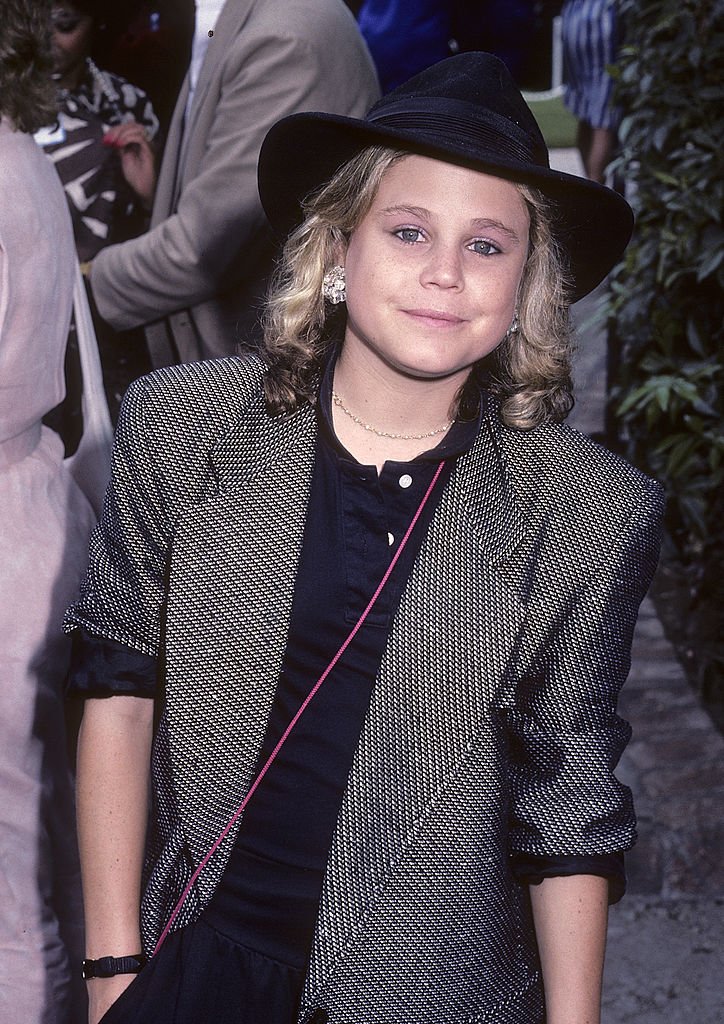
[200,367,473,967]
[67,366,625,970]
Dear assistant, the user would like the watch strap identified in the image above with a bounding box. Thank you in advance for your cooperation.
[82,953,148,979]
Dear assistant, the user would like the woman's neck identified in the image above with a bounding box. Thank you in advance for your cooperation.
[332,346,464,473]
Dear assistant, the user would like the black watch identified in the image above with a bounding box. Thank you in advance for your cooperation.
[81,954,148,980]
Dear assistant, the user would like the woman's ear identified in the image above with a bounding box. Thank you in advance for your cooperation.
[332,239,347,268]
[329,224,350,268]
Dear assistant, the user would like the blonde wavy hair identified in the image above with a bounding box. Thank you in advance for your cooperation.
[261,146,574,429]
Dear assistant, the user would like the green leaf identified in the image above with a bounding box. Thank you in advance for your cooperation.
[652,171,681,187]
[617,384,654,416]
[696,247,724,281]
[655,380,672,411]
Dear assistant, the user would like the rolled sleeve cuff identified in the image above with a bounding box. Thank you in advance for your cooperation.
[508,717,637,856]
[512,850,626,904]
[65,627,157,699]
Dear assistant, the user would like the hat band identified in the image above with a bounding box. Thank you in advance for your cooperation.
[368,107,547,168]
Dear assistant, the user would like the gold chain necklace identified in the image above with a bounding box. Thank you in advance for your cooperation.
[331,391,454,441]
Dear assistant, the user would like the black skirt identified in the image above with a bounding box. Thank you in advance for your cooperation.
[99,916,305,1024]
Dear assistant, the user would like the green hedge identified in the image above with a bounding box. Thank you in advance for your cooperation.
[608,0,724,696]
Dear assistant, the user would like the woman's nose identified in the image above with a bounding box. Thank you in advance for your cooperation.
[50,34,63,64]
[419,242,463,289]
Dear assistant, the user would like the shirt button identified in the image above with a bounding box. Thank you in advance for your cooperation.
[387,532,395,546]
[398,474,413,489]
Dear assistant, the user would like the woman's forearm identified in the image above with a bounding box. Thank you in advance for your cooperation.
[76,696,153,961]
[529,873,609,1024]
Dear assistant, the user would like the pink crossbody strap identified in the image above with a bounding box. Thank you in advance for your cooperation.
[153,458,446,955]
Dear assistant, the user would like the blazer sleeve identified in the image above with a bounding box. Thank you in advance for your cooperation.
[63,377,172,656]
[90,21,379,331]
[506,485,664,858]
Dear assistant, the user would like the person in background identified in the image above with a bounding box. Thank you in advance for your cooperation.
[0,2,100,1021]
[41,1,160,263]
[66,52,663,1024]
[561,0,621,184]
[38,1,161,433]
[85,0,380,370]
[356,0,451,93]
[94,1,196,138]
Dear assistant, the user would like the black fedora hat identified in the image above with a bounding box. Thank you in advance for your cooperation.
[258,52,633,302]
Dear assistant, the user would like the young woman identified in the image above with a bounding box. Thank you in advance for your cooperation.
[66,52,664,1024]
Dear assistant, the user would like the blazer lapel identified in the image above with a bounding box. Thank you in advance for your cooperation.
[162,395,317,894]
[305,398,531,997]
[151,74,189,225]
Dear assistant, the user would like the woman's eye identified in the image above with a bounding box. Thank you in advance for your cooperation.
[395,227,424,244]
[52,15,82,33]
[469,239,501,256]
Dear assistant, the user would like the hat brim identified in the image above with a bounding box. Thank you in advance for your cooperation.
[258,112,633,302]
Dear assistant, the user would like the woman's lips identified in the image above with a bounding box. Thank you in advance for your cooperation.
[402,308,466,326]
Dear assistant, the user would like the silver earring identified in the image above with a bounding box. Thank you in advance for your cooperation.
[506,312,520,337]
[322,265,346,304]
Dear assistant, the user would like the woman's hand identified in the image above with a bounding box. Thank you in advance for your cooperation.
[87,974,135,1024]
[104,122,157,210]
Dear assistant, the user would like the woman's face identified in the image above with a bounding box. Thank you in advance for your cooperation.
[51,5,94,89]
[341,154,530,389]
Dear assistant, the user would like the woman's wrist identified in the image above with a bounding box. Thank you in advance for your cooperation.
[82,953,147,979]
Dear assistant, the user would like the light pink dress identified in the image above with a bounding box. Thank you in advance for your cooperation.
[0,117,97,1023]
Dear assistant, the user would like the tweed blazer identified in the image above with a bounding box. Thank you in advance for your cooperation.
[66,356,664,1023]
[89,0,379,365]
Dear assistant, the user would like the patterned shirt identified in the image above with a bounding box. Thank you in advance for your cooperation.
[37,60,159,262]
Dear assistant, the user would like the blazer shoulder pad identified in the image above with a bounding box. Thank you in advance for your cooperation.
[500,420,665,532]
[120,355,266,445]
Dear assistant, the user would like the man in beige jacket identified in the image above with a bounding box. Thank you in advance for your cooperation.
[89,0,379,367]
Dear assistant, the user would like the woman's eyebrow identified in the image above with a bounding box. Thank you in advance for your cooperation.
[470,218,523,243]
[378,204,431,220]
